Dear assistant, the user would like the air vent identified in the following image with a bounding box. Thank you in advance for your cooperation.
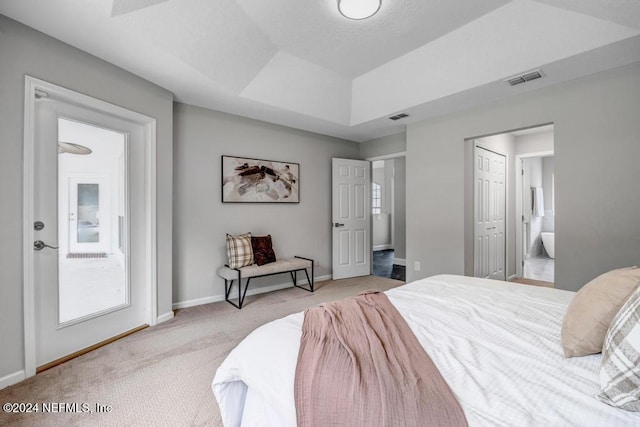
[506,69,544,86]
[389,113,409,121]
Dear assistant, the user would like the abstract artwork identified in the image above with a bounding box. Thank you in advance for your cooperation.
[221,156,299,203]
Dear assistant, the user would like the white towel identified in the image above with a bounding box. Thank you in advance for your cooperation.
[532,187,545,217]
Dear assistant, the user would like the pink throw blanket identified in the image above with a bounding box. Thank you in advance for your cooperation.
[294,291,468,427]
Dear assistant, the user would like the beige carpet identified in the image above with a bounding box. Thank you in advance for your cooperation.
[0,275,402,427]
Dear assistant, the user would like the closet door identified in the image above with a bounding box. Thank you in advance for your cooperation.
[474,146,506,280]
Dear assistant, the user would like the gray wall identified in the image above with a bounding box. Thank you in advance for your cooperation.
[359,131,406,159]
[392,157,407,260]
[172,103,359,305]
[0,15,174,380]
[542,156,555,233]
[407,61,640,291]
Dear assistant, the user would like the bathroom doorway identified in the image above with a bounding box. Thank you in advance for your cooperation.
[514,126,555,286]
[467,123,554,287]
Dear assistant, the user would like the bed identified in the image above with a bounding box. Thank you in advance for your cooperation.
[212,274,640,426]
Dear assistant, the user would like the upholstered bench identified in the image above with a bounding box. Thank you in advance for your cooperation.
[217,256,314,309]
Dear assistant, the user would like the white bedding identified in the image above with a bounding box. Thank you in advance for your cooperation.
[213,274,640,426]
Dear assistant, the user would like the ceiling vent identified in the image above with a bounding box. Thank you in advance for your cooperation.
[389,112,409,121]
[506,69,544,86]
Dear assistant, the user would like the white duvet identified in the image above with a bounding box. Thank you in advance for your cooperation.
[213,274,640,426]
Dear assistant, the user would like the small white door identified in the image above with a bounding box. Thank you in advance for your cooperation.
[474,146,506,280]
[332,158,371,280]
[68,177,110,254]
[33,93,146,368]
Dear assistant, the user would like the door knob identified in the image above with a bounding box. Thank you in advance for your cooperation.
[334,223,345,227]
[34,240,59,251]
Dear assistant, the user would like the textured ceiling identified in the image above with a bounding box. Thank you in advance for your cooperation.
[1,0,639,142]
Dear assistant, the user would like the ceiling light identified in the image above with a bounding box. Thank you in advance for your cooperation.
[338,0,381,20]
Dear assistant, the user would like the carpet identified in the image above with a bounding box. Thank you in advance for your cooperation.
[511,277,555,288]
[0,275,403,427]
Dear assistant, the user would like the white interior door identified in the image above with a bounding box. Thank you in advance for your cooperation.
[332,158,371,280]
[33,92,147,368]
[474,145,506,280]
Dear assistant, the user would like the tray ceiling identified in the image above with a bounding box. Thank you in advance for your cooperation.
[1,0,639,141]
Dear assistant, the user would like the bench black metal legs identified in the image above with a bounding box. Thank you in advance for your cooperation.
[224,258,315,309]
[292,256,314,293]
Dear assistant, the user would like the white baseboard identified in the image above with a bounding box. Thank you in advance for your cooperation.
[157,311,175,324]
[373,244,392,251]
[0,370,25,390]
[172,275,332,310]
[393,258,406,266]
[507,274,518,281]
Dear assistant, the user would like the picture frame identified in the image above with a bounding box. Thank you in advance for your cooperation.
[221,155,300,203]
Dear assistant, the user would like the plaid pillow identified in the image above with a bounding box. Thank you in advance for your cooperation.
[597,282,640,411]
[226,233,254,269]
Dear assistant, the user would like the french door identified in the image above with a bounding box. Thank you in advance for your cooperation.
[31,85,148,369]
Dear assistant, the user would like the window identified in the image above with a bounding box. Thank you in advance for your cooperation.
[372,182,381,214]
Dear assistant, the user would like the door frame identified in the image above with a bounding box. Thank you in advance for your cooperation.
[22,76,158,378]
[515,150,554,278]
[366,152,406,266]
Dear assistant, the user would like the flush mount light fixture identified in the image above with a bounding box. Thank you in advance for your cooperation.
[338,0,381,20]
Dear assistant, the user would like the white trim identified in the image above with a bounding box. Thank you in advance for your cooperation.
[366,151,407,161]
[172,275,332,310]
[23,78,37,378]
[157,311,174,324]
[515,150,554,278]
[393,258,406,266]
[507,274,518,281]
[22,76,157,379]
[147,120,158,326]
[373,244,392,251]
[0,370,26,390]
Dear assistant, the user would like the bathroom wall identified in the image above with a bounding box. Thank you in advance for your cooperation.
[523,157,544,257]
[542,156,555,233]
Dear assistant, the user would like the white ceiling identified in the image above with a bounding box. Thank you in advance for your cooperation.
[1,0,639,142]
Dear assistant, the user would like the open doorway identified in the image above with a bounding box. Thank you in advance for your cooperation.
[58,118,127,323]
[515,136,555,285]
[468,124,554,287]
[370,157,406,281]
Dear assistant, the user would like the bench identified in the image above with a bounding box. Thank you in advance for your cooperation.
[217,256,314,309]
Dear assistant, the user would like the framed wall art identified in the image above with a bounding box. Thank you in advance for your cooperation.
[221,155,300,203]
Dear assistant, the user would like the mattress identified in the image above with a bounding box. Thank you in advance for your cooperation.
[212,274,640,426]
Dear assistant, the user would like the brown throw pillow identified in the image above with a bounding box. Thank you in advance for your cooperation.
[561,266,640,358]
[251,235,276,266]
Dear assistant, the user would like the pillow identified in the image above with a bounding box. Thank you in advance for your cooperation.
[251,235,276,266]
[561,266,640,358]
[597,283,640,411]
[226,233,254,268]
